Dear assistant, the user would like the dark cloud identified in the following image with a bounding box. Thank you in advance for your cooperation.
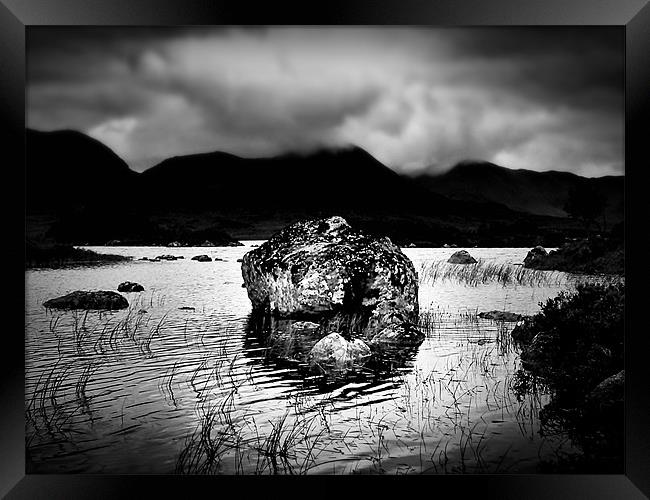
[27,27,623,176]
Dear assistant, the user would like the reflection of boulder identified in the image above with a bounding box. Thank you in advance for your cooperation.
[117,281,144,292]
[241,216,418,338]
[44,290,128,310]
[308,332,371,370]
[242,312,422,390]
[478,310,523,322]
[447,250,477,264]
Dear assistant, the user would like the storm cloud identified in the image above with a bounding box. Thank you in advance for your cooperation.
[27,27,624,176]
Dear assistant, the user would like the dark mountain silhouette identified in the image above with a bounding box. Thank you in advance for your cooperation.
[414,160,624,225]
[25,129,623,246]
[26,128,138,214]
[137,146,512,217]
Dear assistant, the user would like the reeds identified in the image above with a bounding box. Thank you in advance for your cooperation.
[420,259,566,287]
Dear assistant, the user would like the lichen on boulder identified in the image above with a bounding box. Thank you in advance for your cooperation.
[241,216,419,338]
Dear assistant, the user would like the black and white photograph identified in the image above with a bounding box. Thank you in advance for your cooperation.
[24,26,626,475]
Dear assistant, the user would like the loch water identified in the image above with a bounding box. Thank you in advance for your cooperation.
[25,244,590,474]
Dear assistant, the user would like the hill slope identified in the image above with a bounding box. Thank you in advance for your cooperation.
[414,161,624,225]
[26,128,138,214]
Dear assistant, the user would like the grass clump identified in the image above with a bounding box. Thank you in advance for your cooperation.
[26,240,130,269]
[420,260,564,287]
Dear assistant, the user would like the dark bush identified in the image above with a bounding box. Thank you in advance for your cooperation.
[512,281,624,396]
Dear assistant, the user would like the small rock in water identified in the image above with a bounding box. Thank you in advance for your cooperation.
[191,255,212,262]
[370,322,425,347]
[178,306,196,311]
[117,281,145,293]
[44,291,129,310]
[478,310,523,322]
[447,250,478,264]
[156,254,180,261]
[523,246,548,268]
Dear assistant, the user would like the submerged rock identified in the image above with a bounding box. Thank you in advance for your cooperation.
[369,322,425,347]
[308,332,371,369]
[523,246,548,268]
[447,250,477,264]
[44,291,129,310]
[478,310,523,322]
[291,321,321,332]
[117,281,144,292]
[191,255,212,262]
[241,216,418,337]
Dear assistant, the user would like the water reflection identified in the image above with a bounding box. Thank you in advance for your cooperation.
[242,311,421,394]
[25,245,595,474]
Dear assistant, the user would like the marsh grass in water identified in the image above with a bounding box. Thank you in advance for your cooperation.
[420,259,566,287]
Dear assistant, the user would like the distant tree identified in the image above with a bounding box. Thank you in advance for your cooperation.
[564,184,607,234]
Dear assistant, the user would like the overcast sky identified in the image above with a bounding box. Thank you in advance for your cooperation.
[27,27,624,177]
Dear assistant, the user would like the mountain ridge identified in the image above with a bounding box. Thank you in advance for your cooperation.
[25,128,623,246]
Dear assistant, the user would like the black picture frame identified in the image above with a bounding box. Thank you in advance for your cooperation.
[4,0,649,497]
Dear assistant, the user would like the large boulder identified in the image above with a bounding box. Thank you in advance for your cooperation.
[44,291,129,310]
[447,250,477,264]
[523,246,548,268]
[117,281,144,292]
[241,216,418,337]
[308,332,371,369]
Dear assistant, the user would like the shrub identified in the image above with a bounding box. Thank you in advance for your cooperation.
[512,282,624,396]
